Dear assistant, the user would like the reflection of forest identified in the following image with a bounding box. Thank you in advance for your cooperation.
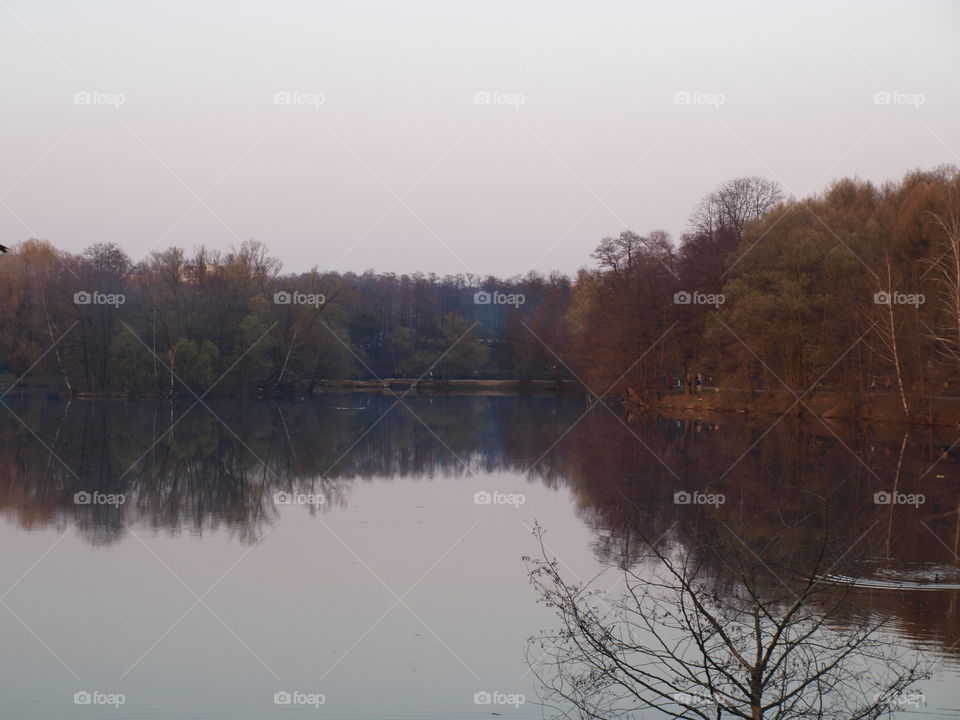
[1,393,958,655]
[563,412,960,663]
[0,393,584,544]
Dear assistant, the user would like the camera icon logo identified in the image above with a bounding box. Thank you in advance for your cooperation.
[474,291,491,305]
[274,491,291,504]
[274,291,292,305]
[73,691,92,705]
[873,91,892,105]
[74,491,92,505]
[73,91,92,105]
[474,91,492,105]
[873,291,891,305]
[673,491,691,505]
[673,91,692,105]
[274,691,292,705]
[874,491,892,505]
[74,291,92,305]
[473,491,492,505]
[673,291,691,305]
[274,91,292,105]
[474,691,492,704]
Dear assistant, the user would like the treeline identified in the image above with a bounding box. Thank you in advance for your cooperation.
[0,240,571,395]
[566,165,960,422]
[2,165,959,419]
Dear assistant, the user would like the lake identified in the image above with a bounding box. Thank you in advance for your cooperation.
[1,392,958,718]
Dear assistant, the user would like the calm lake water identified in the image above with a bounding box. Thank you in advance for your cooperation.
[1,392,958,718]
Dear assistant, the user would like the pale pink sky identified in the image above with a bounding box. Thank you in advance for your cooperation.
[1,0,957,276]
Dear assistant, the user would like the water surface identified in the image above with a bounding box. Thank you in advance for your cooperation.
[1,393,958,718]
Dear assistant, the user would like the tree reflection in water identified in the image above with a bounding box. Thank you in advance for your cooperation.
[0,392,957,678]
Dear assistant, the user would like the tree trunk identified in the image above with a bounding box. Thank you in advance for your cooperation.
[41,290,73,395]
[168,348,176,397]
[275,326,298,389]
[883,254,911,419]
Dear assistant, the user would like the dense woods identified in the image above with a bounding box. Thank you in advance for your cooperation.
[0,240,572,394]
[2,165,959,422]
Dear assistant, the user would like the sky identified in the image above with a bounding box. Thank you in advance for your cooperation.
[1,0,957,277]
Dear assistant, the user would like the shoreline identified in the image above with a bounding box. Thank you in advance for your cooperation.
[310,379,580,394]
[7,378,960,427]
[638,388,960,428]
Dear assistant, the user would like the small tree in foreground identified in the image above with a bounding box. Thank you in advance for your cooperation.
[526,519,928,720]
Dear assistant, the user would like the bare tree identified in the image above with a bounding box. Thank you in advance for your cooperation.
[591,230,676,281]
[691,177,784,243]
[526,519,927,720]
[921,188,960,370]
[866,251,912,418]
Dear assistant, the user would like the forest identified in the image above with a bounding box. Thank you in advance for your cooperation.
[2,165,959,422]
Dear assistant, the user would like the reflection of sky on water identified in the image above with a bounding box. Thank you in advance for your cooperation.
[0,393,958,717]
